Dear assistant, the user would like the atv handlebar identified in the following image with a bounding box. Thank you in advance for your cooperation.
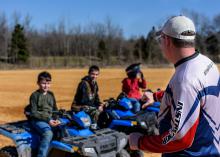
[52,109,72,121]
[103,98,118,109]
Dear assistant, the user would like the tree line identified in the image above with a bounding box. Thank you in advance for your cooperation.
[0,10,220,68]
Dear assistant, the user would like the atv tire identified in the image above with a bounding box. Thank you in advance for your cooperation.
[117,149,130,157]
[97,112,113,128]
[0,146,18,157]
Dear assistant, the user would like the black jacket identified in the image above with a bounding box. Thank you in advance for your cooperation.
[73,76,100,107]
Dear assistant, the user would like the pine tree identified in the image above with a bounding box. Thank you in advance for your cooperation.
[8,24,29,63]
[97,39,107,60]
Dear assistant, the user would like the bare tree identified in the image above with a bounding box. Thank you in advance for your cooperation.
[11,11,21,28]
[213,14,220,33]
[0,12,9,60]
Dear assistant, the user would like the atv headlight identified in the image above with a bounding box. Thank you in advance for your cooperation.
[140,121,147,129]
[140,121,146,126]
[80,117,91,127]
[119,137,127,150]
[84,147,95,154]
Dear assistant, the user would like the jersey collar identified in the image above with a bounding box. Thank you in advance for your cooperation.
[174,51,199,68]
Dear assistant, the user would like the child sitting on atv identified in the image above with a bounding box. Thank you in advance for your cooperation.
[28,71,60,157]
[121,63,147,113]
[71,65,104,123]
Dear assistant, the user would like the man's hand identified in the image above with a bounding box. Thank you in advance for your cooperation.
[141,102,151,109]
[49,119,61,127]
[98,103,104,111]
[141,91,154,109]
[55,119,61,125]
[129,132,143,150]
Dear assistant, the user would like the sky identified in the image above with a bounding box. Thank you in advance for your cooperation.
[0,0,220,38]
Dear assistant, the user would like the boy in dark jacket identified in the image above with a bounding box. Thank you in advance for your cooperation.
[72,65,103,122]
[29,71,60,157]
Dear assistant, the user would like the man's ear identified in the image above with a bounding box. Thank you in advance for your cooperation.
[165,35,172,47]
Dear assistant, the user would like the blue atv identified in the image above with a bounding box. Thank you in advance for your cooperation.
[0,109,129,157]
[144,101,160,114]
[97,98,159,134]
[97,98,159,157]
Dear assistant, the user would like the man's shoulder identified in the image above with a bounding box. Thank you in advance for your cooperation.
[80,79,88,84]
[176,54,217,81]
[30,90,40,97]
[78,75,89,84]
[171,55,219,91]
[78,79,89,88]
[47,91,55,96]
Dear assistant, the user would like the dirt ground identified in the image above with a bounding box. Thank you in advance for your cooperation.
[0,68,175,157]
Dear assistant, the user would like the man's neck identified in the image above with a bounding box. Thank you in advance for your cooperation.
[173,47,195,64]
[39,89,48,95]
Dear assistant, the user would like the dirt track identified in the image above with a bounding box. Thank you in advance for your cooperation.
[0,68,174,157]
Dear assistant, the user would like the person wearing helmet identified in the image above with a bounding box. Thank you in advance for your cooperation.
[129,15,220,157]
[121,63,147,113]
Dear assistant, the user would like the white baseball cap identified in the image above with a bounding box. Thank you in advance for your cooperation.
[160,15,196,40]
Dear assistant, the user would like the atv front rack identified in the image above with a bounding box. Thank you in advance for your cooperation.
[61,128,127,157]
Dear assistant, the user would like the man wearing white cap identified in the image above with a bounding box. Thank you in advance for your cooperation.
[129,15,220,157]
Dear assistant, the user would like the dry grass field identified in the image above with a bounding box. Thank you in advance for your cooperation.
[0,68,175,157]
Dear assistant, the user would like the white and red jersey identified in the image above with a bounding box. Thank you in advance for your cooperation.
[139,52,220,157]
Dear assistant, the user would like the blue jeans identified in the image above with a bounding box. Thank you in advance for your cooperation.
[128,98,141,113]
[31,120,53,157]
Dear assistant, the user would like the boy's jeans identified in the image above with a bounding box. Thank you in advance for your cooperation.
[128,98,141,113]
[31,120,53,157]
